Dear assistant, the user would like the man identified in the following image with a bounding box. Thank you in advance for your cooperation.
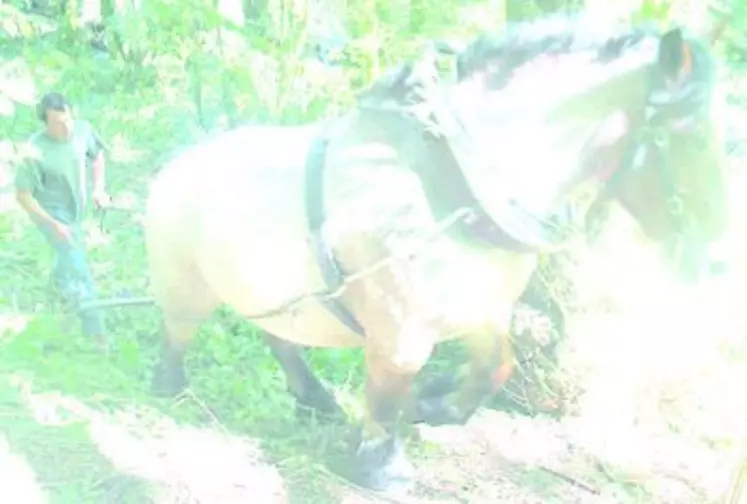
[15,92,110,348]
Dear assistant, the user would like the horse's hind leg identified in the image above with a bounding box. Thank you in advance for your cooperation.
[151,267,219,397]
[152,315,209,397]
[262,334,345,420]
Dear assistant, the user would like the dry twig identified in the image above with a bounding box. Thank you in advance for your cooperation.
[537,463,601,496]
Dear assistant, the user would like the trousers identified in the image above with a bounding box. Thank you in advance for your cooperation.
[35,210,106,337]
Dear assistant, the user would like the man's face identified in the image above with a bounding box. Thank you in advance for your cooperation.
[44,108,73,140]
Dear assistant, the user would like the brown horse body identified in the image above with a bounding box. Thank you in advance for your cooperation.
[144,17,729,493]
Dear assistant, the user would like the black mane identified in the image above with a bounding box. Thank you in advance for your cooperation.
[455,14,660,83]
[355,13,716,120]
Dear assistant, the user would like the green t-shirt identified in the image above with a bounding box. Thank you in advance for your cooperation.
[15,119,104,224]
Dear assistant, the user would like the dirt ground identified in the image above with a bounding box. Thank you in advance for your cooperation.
[0,370,725,504]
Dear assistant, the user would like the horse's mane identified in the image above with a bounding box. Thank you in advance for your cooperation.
[357,13,718,124]
[357,14,661,106]
[455,14,662,81]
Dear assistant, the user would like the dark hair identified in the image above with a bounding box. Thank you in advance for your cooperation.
[36,92,71,122]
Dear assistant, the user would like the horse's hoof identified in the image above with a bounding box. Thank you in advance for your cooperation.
[412,396,468,427]
[151,367,187,398]
[352,436,414,494]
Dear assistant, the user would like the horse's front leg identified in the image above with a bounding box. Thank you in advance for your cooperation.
[335,241,435,492]
[412,313,515,427]
[350,339,428,493]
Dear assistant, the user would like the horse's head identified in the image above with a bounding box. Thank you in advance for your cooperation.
[603,30,729,278]
[449,17,729,279]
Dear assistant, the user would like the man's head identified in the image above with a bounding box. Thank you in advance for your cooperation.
[37,92,73,141]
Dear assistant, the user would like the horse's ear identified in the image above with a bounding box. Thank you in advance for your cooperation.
[657,26,685,78]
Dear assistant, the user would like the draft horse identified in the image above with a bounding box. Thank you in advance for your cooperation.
[143,18,729,493]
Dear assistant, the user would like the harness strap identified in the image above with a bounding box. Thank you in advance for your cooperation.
[304,132,365,337]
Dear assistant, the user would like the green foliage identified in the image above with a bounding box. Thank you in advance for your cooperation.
[714,0,747,65]
[631,0,671,26]
[0,0,746,501]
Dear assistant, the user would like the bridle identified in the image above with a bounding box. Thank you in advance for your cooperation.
[609,38,716,270]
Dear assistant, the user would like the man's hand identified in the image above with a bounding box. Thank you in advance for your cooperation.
[51,221,72,243]
[92,187,111,209]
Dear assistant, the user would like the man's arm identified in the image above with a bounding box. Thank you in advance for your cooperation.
[16,190,57,228]
[14,159,57,229]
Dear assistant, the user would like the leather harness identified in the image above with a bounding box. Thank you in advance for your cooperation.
[304,132,366,336]
[302,35,715,338]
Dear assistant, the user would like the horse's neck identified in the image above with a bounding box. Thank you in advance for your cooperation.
[352,80,600,220]
[434,113,555,216]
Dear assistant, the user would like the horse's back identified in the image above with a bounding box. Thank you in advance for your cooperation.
[144,123,363,346]
[145,125,310,263]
